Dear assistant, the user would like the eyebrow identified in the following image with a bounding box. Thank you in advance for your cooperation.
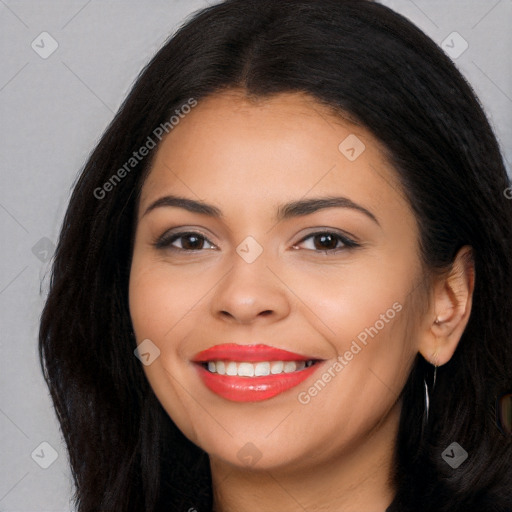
[142,194,379,225]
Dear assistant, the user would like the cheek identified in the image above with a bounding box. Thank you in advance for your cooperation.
[278,255,417,352]
[129,256,207,342]
[128,257,209,445]
[284,258,419,415]
[129,266,175,338]
[128,256,191,396]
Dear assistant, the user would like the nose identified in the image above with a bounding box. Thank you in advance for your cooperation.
[209,253,291,325]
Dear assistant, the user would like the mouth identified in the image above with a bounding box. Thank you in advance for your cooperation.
[192,344,324,402]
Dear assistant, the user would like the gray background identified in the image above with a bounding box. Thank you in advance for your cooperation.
[1,1,510,510]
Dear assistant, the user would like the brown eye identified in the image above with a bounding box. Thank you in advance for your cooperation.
[178,234,207,250]
[155,231,216,251]
[311,233,340,251]
[293,231,358,253]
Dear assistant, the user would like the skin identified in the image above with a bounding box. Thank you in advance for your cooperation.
[129,89,474,512]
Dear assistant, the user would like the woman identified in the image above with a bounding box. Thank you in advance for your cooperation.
[39,0,512,510]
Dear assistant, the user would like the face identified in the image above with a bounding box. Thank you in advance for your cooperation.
[129,89,427,472]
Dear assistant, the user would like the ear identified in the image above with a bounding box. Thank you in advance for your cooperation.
[418,246,475,366]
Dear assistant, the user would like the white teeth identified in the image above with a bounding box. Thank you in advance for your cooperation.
[204,360,314,377]
[238,362,254,377]
[284,361,297,373]
[270,361,284,374]
[226,362,237,376]
[216,361,225,375]
[254,362,270,376]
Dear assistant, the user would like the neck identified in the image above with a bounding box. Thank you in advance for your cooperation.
[210,400,400,512]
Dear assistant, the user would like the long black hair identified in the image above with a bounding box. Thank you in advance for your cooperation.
[39,1,512,510]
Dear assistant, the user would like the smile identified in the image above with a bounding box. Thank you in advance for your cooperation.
[205,359,315,376]
[193,344,323,402]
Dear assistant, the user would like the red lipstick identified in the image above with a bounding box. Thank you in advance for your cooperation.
[194,343,313,362]
[193,344,322,402]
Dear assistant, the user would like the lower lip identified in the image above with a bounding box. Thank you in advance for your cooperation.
[195,363,322,402]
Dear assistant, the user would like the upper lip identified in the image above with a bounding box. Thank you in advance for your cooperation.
[193,343,320,363]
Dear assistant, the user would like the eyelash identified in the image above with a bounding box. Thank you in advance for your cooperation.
[153,230,360,254]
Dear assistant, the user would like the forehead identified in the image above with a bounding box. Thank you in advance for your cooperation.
[140,89,408,221]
